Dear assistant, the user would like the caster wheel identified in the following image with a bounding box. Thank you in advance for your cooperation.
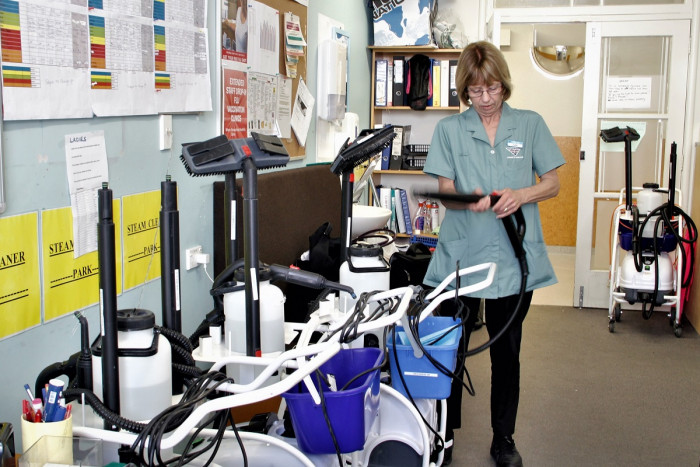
[608,320,615,333]
[613,304,622,322]
[674,324,682,338]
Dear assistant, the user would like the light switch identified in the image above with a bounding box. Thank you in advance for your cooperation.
[159,114,173,150]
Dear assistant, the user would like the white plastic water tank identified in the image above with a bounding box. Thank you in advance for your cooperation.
[339,242,390,315]
[637,183,665,238]
[92,308,172,422]
[223,267,285,384]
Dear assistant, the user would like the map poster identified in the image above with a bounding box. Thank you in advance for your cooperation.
[369,0,433,47]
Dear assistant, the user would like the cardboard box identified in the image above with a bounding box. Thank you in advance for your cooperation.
[370,0,434,46]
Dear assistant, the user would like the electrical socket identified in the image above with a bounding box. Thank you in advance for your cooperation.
[185,245,202,270]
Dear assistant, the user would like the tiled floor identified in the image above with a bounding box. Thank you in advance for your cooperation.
[531,246,576,307]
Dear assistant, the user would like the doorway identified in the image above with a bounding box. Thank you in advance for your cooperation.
[499,23,583,306]
[574,20,690,309]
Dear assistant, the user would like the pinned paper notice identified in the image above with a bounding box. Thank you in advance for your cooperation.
[606,77,652,110]
[291,78,314,147]
[65,131,109,258]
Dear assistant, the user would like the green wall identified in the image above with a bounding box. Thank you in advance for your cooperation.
[0,0,372,450]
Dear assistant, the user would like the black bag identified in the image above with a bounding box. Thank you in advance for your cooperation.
[284,222,341,322]
[389,242,432,288]
[406,54,433,110]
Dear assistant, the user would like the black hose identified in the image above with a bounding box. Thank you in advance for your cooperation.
[158,326,194,354]
[172,362,204,379]
[188,309,226,348]
[63,388,146,433]
[634,202,697,319]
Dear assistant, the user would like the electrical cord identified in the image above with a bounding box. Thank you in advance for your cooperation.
[66,371,244,467]
[633,202,697,319]
[129,370,236,466]
[316,371,343,467]
[388,325,447,455]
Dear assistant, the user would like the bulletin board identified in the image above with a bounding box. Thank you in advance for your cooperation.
[222,0,307,159]
[264,0,307,159]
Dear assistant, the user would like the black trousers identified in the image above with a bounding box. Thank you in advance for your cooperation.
[439,291,533,437]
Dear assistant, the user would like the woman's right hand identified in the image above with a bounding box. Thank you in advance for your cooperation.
[467,187,491,212]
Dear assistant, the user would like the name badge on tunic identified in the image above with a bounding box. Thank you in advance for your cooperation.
[506,140,523,159]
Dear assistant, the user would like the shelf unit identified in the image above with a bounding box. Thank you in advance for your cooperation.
[370,45,463,143]
[369,46,463,243]
[370,169,443,241]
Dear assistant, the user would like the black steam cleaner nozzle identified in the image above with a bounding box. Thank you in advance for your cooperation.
[268,264,356,298]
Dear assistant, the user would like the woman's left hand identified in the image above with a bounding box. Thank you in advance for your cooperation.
[492,188,524,218]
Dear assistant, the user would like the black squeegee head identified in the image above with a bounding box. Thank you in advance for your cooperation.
[181,133,289,176]
[330,125,395,175]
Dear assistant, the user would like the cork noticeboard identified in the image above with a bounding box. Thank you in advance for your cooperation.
[265,0,307,159]
[222,0,307,159]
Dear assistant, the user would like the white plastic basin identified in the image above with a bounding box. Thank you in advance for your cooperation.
[352,204,391,237]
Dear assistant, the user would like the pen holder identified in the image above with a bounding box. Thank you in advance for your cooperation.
[21,413,72,456]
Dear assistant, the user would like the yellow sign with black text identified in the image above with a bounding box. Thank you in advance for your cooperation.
[123,190,161,290]
[41,202,123,321]
[0,213,41,339]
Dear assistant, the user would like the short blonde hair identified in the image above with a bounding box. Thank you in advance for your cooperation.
[456,41,512,105]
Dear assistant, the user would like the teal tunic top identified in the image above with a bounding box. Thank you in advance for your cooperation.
[423,103,565,298]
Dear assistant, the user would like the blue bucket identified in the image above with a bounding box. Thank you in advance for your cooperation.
[387,316,462,400]
[282,347,382,454]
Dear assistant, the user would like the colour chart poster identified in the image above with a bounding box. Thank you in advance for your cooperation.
[0,0,211,120]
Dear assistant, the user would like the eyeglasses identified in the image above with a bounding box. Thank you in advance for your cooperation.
[468,83,502,98]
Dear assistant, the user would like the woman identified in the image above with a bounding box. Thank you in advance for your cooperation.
[422,41,565,467]
[221,0,247,53]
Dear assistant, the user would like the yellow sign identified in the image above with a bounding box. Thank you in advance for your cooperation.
[41,202,123,321]
[0,212,41,339]
[123,190,161,290]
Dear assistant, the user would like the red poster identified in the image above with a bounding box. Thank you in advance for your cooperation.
[223,68,248,140]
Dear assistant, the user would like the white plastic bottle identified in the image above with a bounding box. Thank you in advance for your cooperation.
[637,182,665,238]
[92,308,172,422]
[413,201,426,234]
[223,267,285,384]
[429,200,440,232]
[339,242,391,314]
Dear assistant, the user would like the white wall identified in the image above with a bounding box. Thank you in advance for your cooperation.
[501,23,583,137]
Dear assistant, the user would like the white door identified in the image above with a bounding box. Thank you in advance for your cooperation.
[574,20,690,309]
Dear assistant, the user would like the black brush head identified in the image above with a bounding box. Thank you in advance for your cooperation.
[181,133,289,176]
[330,126,395,175]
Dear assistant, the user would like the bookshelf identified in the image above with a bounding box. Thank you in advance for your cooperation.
[371,169,444,240]
[370,46,462,143]
[369,46,463,243]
